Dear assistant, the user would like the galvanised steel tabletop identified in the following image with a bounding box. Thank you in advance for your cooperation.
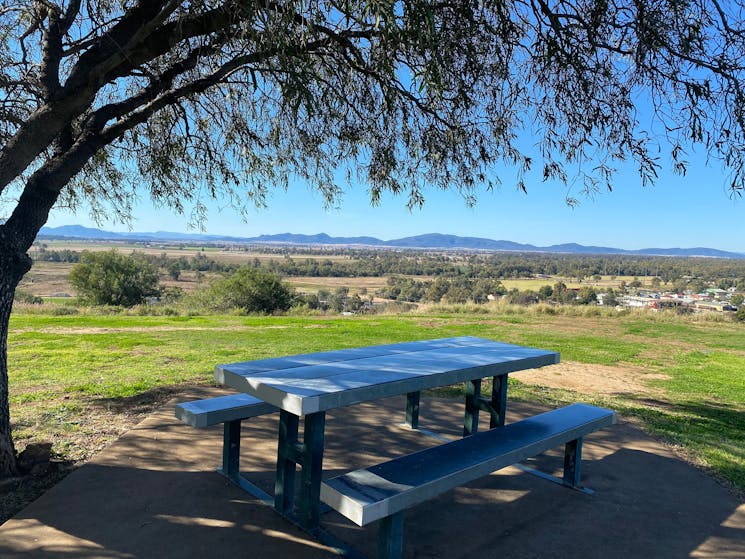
[214,336,559,533]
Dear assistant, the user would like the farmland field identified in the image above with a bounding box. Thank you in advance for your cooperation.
[7,306,745,499]
[34,240,356,262]
[24,242,370,297]
[22,239,660,299]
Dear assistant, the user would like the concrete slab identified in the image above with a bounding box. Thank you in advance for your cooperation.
[0,388,743,558]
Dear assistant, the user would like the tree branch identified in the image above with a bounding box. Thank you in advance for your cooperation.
[65,1,217,92]
[0,2,185,196]
[82,40,224,133]
[39,6,64,101]
[59,0,82,34]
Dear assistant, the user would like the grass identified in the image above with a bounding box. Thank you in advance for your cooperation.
[6,306,745,495]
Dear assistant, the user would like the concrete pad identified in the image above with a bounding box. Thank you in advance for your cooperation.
[0,388,743,558]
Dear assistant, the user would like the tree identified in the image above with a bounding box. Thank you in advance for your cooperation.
[299,292,321,310]
[204,267,294,313]
[735,306,745,322]
[576,286,598,305]
[69,250,160,306]
[167,262,182,282]
[0,1,743,478]
[603,289,620,307]
[425,278,451,303]
[538,285,554,300]
[328,286,350,312]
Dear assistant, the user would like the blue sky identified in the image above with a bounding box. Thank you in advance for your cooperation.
[45,147,744,253]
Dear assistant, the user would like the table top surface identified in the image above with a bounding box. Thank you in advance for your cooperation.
[215,336,559,416]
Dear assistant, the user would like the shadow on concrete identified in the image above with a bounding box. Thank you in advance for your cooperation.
[323,446,745,558]
[0,466,338,558]
[0,393,743,558]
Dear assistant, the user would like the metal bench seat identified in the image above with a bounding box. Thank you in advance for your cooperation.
[175,393,275,428]
[321,403,615,559]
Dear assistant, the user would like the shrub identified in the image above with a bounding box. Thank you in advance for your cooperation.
[14,289,43,305]
[735,306,745,322]
[51,306,79,316]
[69,250,160,307]
[204,267,294,314]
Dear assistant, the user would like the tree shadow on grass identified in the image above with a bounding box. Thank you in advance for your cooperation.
[620,393,745,492]
[88,383,215,415]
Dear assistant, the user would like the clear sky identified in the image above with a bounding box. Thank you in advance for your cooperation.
[44,144,744,253]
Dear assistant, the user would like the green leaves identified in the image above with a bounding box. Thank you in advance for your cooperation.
[1,0,745,233]
[69,251,160,307]
[202,267,295,314]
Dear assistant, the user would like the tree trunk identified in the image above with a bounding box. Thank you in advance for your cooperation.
[0,120,96,480]
[0,246,33,478]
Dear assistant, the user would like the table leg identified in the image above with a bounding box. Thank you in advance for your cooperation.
[275,410,299,515]
[378,511,405,559]
[465,375,509,435]
[298,411,326,532]
[464,378,481,436]
[405,391,420,429]
[490,374,508,428]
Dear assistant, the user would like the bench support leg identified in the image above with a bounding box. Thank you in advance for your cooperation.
[378,512,404,559]
[563,437,583,488]
[221,419,241,483]
[275,410,300,516]
[216,420,274,504]
[405,391,420,429]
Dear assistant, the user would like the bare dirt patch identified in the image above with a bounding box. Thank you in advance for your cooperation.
[512,361,668,396]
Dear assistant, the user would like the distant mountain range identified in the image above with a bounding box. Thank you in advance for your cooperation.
[37,224,745,259]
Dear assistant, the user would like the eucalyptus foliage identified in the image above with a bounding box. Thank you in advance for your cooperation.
[1,0,743,232]
[69,251,160,307]
[203,267,295,313]
[0,0,743,476]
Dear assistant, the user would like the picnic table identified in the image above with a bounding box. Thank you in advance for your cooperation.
[214,336,561,532]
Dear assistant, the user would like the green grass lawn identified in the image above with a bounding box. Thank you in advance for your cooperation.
[7,308,745,493]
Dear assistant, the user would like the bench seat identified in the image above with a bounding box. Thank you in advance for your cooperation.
[321,403,615,558]
[175,393,276,428]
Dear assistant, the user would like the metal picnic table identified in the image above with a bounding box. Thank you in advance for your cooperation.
[215,336,559,534]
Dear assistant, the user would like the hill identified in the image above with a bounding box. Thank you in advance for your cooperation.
[37,225,745,259]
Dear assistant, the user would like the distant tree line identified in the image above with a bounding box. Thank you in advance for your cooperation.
[504,283,616,306]
[378,276,506,304]
[249,248,745,285]
[32,246,745,287]
[26,246,745,314]
[377,277,618,306]
[33,248,80,263]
